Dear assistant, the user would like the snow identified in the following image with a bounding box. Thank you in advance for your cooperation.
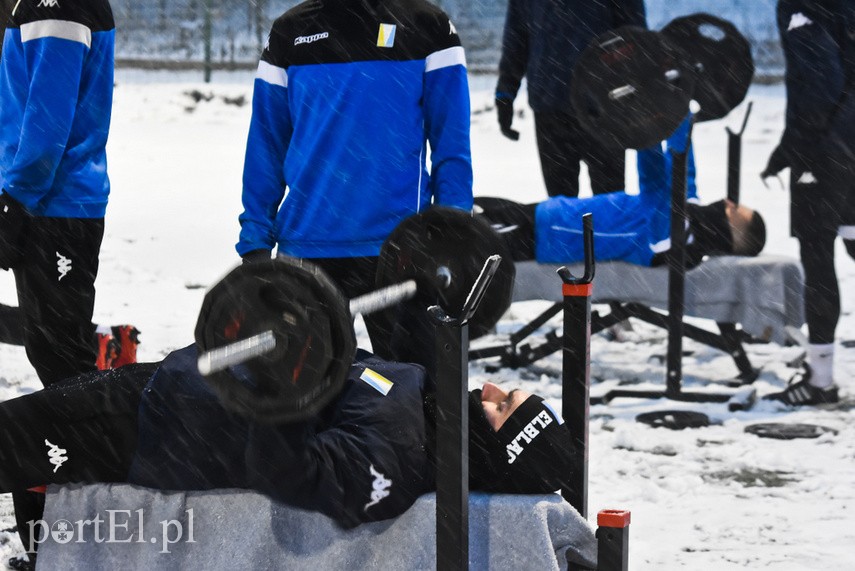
[1,72,854,570]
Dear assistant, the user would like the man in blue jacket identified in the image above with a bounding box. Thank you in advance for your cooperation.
[0,0,115,385]
[477,124,766,269]
[236,0,474,358]
[0,2,116,566]
[495,0,647,198]
[761,0,855,405]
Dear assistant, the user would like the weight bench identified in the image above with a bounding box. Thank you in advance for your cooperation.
[35,484,598,570]
[471,255,804,381]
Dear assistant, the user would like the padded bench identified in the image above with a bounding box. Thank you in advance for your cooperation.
[513,256,804,344]
[36,483,597,570]
[472,255,804,378]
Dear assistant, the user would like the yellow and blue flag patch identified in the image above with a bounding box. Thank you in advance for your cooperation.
[377,23,396,48]
[360,368,394,395]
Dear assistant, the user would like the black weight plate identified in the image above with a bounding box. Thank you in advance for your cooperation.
[376,207,515,339]
[195,258,355,424]
[571,26,695,150]
[636,410,711,430]
[745,423,839,440]
[662,13,754,122]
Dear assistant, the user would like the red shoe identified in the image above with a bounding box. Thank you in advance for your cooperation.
[111,325,141,368]
[96,332,119,370]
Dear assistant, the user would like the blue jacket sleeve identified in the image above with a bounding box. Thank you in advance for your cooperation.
[424,47,474,211]
[237,66,293,257]
[4,34,86,210]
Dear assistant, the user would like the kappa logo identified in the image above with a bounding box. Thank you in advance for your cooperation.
[45,439,68,473]
[294,32,329,46]
[505,410,553,464]
[56,252,72,281]
[363,464,392,510]
[798,171,818,185]
[788,12,813,31]
[37,0,59,7]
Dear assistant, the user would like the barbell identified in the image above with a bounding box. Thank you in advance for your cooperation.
[570,14,755,150]
[194,207,515,424]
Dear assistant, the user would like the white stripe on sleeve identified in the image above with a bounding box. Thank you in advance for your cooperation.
[21,20,91,48]
[425,46,466,72]
[256,60,288,88]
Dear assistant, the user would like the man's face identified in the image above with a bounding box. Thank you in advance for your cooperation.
[725,198,757,252]
[479,382,533,431]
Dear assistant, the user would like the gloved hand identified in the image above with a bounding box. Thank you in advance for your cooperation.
[495,96,520,141]
[760,144,790,181]
[0,192,30,271]
[242,249,271,264]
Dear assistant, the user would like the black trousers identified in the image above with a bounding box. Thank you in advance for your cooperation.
[12,217,104,386]
[307,256,437,377]
[790,159,855,345]
[534,111,625,198]
[8,216,104,556]
[0,364,155,553]
[0,302,22,346]
[472,197,537,262]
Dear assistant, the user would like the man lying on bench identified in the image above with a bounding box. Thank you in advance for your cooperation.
[0,329,575,534]
[476,125,767,269]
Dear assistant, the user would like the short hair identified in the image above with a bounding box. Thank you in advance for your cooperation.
[733,210,766,257]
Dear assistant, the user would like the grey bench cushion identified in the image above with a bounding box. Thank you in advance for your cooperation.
[37,483,597,570]
[513,255,804,345]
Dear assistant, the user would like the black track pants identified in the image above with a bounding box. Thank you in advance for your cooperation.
[534,111,625,198]
[0,302,23,345]
[12,217,104,386]
[3,364,155,553]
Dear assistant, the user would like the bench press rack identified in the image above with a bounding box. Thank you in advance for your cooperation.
[433,217,631,570]
[470,107,760,410]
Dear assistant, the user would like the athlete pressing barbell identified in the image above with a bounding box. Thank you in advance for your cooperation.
[0,256,574,535]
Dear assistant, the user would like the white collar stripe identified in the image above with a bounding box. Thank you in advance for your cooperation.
[21,20,91,48]
[425,46,466,72]
[257,60,288,88]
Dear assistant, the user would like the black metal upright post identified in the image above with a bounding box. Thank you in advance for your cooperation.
[433,256,503,571]
[666,125,692,399]
[557,214,595,519]
[726,102,753,205]
[434,318,469,571]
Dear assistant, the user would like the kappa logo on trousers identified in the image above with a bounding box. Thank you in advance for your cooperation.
[56,252,72,281]
[45,439,68,473]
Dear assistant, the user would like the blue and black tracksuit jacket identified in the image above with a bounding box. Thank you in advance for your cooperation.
[237,0,473,260]
[0,0,114,218]
[775,0,855,163]
[536,120,697,265]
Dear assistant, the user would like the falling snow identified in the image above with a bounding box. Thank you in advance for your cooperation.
[0,70,853,570]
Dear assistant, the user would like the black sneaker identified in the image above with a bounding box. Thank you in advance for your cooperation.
[764,366,839,406]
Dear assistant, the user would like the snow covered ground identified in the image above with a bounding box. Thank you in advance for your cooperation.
[0,71,853,569]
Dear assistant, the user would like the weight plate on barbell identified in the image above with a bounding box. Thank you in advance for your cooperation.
[376,207,515,339]
[662,13,754,123]
[571,26,696,150]
[195,258,356,424]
